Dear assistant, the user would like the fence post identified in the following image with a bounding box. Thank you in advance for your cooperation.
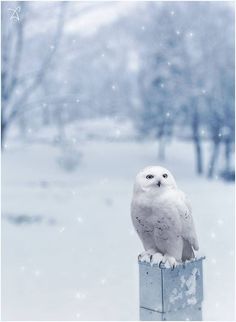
[139,256,205,321]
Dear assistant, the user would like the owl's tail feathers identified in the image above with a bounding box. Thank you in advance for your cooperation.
[182,239,195,261]
[192,237,199,251]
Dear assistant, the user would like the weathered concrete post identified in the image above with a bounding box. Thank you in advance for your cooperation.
[139,257,205,321]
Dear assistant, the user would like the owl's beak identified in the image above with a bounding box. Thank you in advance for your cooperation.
[157,181,161,187]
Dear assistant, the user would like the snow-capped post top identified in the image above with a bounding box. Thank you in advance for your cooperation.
[139,256,205,321]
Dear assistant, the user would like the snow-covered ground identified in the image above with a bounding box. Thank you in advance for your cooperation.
[1,140,235,320]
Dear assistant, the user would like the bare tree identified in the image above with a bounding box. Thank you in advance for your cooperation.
[1,1,67,148]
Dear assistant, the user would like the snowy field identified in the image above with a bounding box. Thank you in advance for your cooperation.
[1,139,235,320]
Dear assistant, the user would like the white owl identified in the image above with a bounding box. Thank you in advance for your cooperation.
[131,166,199,268]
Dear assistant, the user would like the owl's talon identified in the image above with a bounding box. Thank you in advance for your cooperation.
[140,254,151,263]
[151,252,164,267]
[163,254,177,269]
[138,249,156,263]
[159,261,164,268]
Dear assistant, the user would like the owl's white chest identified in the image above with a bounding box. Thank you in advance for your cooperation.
[131,190,181,236]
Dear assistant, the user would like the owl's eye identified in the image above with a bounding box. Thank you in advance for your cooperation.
[163,173,168,178]
[146,174,154,179]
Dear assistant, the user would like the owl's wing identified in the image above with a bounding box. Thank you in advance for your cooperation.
[131,198,155,251]
[177,190,199,251]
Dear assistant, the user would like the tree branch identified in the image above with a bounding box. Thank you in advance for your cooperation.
[5,2,67,125]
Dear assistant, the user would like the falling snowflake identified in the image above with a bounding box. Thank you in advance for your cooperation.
[75,291,86,300]
[75,312,81,319]
[210,232,216,239]
[115,129,121,137]
[170,10,175,16]
[129,228,135,236]
[100,278,107,285]
[211,258,217,264]
[34,269,41,277]
[111,84,116,91]
[77,217,83,223]
[176,30,180,35]
[217,219,224,225]
[59,227,65,233]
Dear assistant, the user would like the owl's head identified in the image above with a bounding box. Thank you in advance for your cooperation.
[134,166,177,193]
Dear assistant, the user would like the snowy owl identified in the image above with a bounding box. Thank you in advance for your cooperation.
[131,166,199,268]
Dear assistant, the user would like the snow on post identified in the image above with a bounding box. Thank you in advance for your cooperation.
[139,257,205,321]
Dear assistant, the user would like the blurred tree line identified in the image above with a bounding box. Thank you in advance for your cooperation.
[1,1,234,179]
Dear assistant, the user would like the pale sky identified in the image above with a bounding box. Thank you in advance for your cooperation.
[65,2,139,36]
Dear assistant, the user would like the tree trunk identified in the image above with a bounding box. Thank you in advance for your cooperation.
[224,139,231,172]
[1,119,7,150]
[193,136,203,174]
[191,101,203,175]
[208,141,220,178]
